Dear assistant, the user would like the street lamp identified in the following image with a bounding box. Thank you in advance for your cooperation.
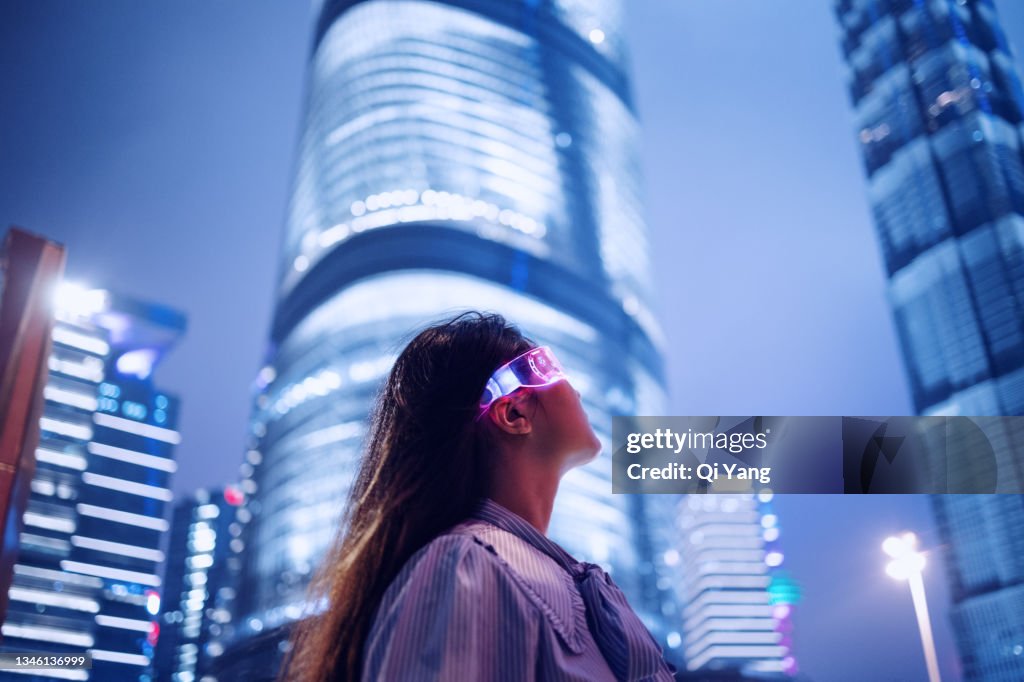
[882,532,941,682]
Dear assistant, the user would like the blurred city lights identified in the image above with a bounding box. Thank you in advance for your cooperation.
[53,281,109,317]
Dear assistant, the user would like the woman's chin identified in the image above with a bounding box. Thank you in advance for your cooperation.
[561,444,600,474]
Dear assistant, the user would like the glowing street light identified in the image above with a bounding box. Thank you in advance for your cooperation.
[883,532,941,682]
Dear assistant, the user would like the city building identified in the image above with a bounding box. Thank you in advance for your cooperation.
[835,0,1024,416]
[930,494,1024,681]
[835,1,1024,680]
[213,0,675,676]
[676,493,797,678]
[0,284,185,681]
[154,486,243,682]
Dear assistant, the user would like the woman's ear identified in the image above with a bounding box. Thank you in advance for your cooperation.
[487,393,533,435]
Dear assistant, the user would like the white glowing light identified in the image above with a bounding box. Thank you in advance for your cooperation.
[687,645,787,672]
[14,564,103,587]
[188,554,214,570]
[116,349,158,379]
[94,615,153,632]
[40,417,93,441]
[23,511,75,533]
[1,623,95,647]
[8,587,99,613]
[44,385,99,411]
[88,650,150,666]
[60,560,161,587]
[82,472,173,501]
[93,412,181,444]
[71,535,165,562]
[588,28,606,44]
[52,326,109,356]
[196,504,220,520]
[76,503,169,531]
[30,479,56,496]
[35,447,87,471]
[884,532,926,580]
[318,224,350,248]
[87,441,176,472]
[49,355,104,381]
[53,283,109,317]
[881,532,940,682]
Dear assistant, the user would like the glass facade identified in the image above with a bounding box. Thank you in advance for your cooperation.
[836,0,1024,417]
[215,0,675,674]
[930,495,1024,681]
[0,287,184,681]
[836,2,1024,680]
[676,494,795,678]
[154,487,243,682]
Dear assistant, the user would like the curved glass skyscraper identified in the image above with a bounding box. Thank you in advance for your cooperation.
[215,0,673,675]
[836,2,1024,680]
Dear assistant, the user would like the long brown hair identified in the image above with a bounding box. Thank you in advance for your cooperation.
[280,311,532,681]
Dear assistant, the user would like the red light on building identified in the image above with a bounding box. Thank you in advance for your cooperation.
[148,621,160,647]
[224,486,244,506]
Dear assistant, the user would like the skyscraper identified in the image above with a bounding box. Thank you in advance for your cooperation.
[1,285,185,681]
[154,486,243,682]
[930,495,1024,681]
[676,493,796,678]
[215,0,674,676]
[835,1,1024,679]
[835,0,1024,416]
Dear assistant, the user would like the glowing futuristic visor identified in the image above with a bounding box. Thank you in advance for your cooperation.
[478,346,567,414]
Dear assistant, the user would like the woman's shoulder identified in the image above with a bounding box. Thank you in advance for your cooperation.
[445,518,572,591]
[372,519,588,655]
[400,526,500,578]
[377,529,511,607]
[369,527,529,641]
[393,518,561,584]
[442,519,588,654]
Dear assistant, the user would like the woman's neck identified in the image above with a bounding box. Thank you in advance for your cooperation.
[487,463,560,535]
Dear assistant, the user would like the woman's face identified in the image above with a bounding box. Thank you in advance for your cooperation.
[531,379,602,472]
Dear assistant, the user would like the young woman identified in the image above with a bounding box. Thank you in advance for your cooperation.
[283,312,675,681]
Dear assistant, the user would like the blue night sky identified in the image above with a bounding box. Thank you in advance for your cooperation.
[4,2,1024,680]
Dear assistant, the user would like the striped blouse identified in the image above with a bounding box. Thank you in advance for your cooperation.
[362,498,676,681]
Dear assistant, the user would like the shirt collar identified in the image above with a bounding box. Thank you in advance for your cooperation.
[470,497,578,573]
[468,497,675,680]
